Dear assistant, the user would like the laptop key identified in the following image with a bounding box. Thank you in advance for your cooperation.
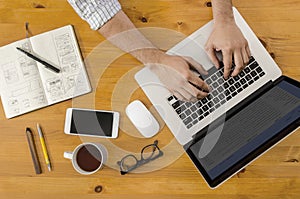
[233,76,240,81]
[207,94,213,100]
[245,67,251,74]
[212,90,218,97]
[201,98,208,104]
[183,117,192,125]
[208,101,214,108]
[197,109,203,115]
[192,113,198,119]
[240,71,245,77]
[196,101,202,108]
[234,82,241,88]
[172,101,181,109]
[219,93,225,100]
[203,105,209,111]
[229,86,235,92]
[212,82,219,89]
[190,105,197,112]
[213,97,220,104]
[211,74,218,81]
[186,102,192,108]
[243,84,249,89]
[180,104,187,112]
[225,90,230,96]
[224,82,229,89]
[205,78,212,85]
[217,78,224,84]
[259,72,265,77]
[216,71,223,78]
[217,86,224,93]
[245,74,252,81]
[167,96,174,101]
[248,56,255,64]
[256,67,262,73]
[228,78,235,85]
[175,108,182,114]
[185,109,192,116]
[249,61,259,70]
[250,70,257,77]
[179,113,186,119]
[240,78,246,85]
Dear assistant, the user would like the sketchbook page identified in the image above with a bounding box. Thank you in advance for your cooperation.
[0,39,48,118]
[30,25,91,104]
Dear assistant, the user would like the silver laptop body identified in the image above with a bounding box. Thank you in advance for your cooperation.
[135,7,282,146]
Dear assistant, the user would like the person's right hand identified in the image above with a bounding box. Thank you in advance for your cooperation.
[205,20,250,79]
[147,52,210,101]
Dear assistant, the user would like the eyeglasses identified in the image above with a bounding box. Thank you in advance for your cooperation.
[117,140,164,175]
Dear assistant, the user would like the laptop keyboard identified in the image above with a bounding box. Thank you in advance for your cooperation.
[167,56,266,129]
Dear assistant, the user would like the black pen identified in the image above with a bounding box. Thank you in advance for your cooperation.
[16,47,60,73]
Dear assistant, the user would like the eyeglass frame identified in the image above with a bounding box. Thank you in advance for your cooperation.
[117,140,164,175]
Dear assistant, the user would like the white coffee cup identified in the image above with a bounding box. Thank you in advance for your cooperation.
[64,142,108,175]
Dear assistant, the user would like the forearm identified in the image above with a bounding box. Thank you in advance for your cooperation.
[68,0,209,100]
[98,10,164,64]
[211,0,234,25]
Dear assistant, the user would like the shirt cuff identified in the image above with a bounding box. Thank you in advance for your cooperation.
[67,0,122,30]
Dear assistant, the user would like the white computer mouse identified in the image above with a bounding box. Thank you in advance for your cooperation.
[126,100,160,138]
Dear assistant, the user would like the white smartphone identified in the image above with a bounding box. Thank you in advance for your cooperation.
[64,108,119,138]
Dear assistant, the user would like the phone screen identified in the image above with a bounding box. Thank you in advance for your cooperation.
[70,109,114,137]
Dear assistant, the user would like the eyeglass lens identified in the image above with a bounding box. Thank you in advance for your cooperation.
[120,155,138,171]
[141,144,159,160]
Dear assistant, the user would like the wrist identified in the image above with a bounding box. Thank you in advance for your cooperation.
[132,48,165,65]
[211,0,235,26]
[213,14,235,26]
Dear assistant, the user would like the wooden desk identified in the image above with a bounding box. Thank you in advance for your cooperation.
[0,0,299,198]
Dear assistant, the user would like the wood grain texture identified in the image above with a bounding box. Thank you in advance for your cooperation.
[0,0,299,198]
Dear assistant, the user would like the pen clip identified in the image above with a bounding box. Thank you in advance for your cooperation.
[24,22,33,52]
[25,22,33,39]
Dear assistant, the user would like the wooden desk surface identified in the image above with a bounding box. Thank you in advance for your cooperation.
[0,0,299,198]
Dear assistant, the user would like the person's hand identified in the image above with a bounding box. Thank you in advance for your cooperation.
[148,52,209,101]
[205,21,251,79]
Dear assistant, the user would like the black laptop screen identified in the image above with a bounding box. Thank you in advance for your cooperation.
[187,78,300,187]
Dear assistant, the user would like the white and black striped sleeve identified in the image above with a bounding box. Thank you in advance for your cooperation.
[67,0,122,30]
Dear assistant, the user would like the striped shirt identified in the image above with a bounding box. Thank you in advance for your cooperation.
[67,0,122,30]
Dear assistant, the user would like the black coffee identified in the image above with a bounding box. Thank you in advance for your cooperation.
[76,144,102,172]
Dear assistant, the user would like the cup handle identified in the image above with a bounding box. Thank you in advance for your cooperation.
[63,151,73,160]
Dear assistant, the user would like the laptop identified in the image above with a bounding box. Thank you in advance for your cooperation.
[134,7,300,188]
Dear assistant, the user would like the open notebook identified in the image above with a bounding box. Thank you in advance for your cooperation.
[0,25,91,118]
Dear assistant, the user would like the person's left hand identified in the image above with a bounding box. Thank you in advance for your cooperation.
[205,21,251,79]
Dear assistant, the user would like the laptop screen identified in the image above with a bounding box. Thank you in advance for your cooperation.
[185,77,300,188]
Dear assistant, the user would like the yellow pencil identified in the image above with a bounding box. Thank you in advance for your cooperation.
[37,123,52,171]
